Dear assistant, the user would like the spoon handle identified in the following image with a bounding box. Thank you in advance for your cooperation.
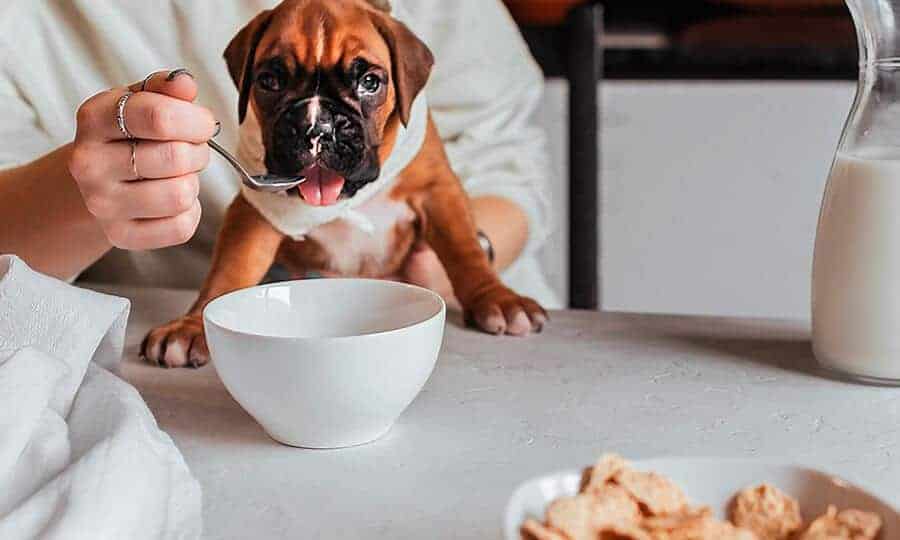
[207,139,256,186]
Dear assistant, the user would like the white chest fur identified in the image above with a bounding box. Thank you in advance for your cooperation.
[305,190,416,276]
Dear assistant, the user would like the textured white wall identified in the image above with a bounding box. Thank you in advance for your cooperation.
[534,80,856,319]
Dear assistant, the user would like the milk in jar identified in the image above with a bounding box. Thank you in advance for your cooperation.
[812,149,900,379]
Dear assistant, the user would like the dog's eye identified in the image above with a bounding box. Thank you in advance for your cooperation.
[358,73,382,95]
[257,72,283,92]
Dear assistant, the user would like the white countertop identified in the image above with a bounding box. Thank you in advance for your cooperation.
[95,285,900,539]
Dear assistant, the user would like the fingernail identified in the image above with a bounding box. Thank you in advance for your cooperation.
[212,120,222,138]
[166,68,194,81]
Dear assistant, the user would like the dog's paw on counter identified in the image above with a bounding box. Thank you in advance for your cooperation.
[464,285,548,337]
[141,315,209,368]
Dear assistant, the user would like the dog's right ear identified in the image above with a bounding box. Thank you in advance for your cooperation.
[224,10,273,124]
[370,12,434,127]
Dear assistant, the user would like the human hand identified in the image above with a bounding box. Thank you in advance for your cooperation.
[68,69,217,250]
[396,242,461,310]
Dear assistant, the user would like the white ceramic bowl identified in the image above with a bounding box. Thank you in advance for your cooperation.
[203,279,445,449]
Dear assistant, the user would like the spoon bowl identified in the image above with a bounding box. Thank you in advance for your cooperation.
[208,139,306,193]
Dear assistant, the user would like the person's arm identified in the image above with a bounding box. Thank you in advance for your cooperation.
[397,0,552,303]
[399,194,528,310]
[0,70,217,280]
[0,144,110,279]
[415,0,552,256]
[470,195,529,272]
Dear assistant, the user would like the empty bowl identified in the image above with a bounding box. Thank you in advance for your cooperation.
[203,279,445,449]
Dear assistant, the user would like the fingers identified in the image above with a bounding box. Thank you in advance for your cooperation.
[108,140,210,180]
[69,68,212,251]
[75,87,217,143]
[128,68,198,102]
[103,199,202,250]
[84,174,201,221]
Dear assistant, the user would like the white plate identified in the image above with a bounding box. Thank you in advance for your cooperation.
[504,458,900,540]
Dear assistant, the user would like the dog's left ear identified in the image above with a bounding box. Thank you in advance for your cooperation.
[224,9,273,124]
[370,13,434,127]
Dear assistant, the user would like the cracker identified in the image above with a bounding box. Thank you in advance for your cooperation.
[836,508,882,538]
[642,507,713,539]
[582,454,630,494]
[614,469,689,516]
[546,494,596,540]
[644,509,757,540]
[644,506,711,527]
[730,483,802,540]
[521,519,567,540]
[797,505,882,540]
[592,485,643,529]
[695,519,759,540]
[599,523,654,540]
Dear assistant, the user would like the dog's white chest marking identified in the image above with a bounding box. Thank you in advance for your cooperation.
[306,191,416,276]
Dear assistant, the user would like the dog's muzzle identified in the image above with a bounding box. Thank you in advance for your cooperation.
[269,97,367,178]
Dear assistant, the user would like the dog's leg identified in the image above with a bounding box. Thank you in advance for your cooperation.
[404,119,548,336]
[422,182,548,336]
[141,196,283,367]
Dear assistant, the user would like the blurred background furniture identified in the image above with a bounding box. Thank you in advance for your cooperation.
[506,0,859,319]
[508,0,603,311]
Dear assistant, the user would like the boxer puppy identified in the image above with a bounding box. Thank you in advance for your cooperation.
[141,0,547,368]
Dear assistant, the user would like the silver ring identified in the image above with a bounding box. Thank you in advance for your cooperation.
[130,140,140,178]
[116,91,135,140]
[140,72,155,92]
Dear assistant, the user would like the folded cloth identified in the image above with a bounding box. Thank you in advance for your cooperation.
[0,255,201,540]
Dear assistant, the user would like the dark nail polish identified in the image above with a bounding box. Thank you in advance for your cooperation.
[213,120,222,138]
[166,68,194,81]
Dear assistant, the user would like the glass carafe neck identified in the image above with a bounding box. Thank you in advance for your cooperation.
[848,0,900,65]
[837,0,900,154]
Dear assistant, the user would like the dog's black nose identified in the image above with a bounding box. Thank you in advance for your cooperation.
[306,111,334,140]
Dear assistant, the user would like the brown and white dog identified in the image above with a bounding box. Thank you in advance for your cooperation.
[141,0,547,368]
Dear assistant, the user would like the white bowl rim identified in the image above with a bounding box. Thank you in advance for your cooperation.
[505,459,900,510]
[203,278,446,341]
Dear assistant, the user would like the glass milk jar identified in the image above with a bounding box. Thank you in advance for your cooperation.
[812,0,900,383]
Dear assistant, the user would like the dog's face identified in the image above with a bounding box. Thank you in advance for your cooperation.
[224,0,433,206]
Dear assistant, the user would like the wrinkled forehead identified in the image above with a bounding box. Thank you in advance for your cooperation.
[256,1,392,73]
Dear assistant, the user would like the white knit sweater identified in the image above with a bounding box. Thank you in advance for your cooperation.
[0,0,560,307]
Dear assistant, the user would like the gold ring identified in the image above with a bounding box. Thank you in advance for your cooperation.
[131,140,140,178]
[116,91,135,140]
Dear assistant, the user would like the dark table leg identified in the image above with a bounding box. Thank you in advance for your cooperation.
[566,3,603,310]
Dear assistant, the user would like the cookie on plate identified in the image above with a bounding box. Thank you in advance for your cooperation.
[797,505,882,540]
[730,483,802,540]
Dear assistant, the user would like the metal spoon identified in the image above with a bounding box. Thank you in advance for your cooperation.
[207,138,306,193]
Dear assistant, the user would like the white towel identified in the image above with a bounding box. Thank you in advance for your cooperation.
[0,255,202,540]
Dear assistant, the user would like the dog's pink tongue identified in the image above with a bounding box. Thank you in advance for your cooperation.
[298,166,345,206]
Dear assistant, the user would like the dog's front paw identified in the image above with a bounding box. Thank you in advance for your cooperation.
[464,285,548,337]
[140,315,209,368]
